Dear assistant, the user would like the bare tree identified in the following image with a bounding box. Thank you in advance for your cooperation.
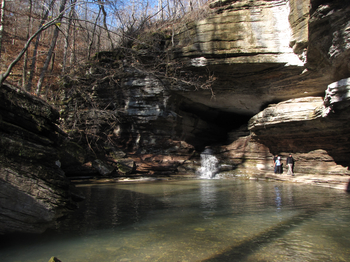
[99,0,114,50]
[0,13,67,86]
[158,0,164,20]
[62,0,77,74]
[88,4,101,59]
[0,0,210,92]
[26,0,57,91]
[22,0,33,89]
[36,0,67,95]
[0,0,5,59]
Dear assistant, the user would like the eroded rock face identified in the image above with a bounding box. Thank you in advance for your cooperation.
[3,0,350,237]
[248,78,350,174]
[170,0,350,178]
[307,1,350,81]
[58,59,239,177]
[0,84,78,234]
[57,0,350,181]
[172,0,329,115]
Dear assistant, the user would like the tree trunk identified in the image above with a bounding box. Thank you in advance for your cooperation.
[36,0,67,95]
[62,0,77,74]
[88,6,101,60]
[22,0,33,89]
[0,0,6,60]
[99,1,114,50]
[26,0,56,91]
[70,18,76,68]
[158,0,163,20]
[0,16,63,86]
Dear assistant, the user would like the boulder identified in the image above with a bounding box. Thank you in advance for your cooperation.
[57,140,86,170]
[48,257,62,262]
[92,159,115,176]
[117,159,135,175]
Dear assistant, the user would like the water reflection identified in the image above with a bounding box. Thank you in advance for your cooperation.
[1,180,350,262]
[200,180,218,219]
[274,186,282,211]
[54,185,167,234]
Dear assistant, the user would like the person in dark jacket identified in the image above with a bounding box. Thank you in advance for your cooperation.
[286,154,295,176]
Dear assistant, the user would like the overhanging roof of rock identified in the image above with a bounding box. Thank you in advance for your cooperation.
[170,0,330,115]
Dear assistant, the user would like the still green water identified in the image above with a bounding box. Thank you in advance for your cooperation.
[1,179,350,262]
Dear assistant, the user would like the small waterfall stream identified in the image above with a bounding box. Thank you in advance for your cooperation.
[197,148,219,179]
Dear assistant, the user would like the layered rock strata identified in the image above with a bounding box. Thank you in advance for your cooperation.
[171,0,350,181]
[248,93,350,175]
[0,84,79,234]
[57,0,350,185]
[58,63,230,177]
[172,0,328,115]
[2,0,350,237]
[212,78,350,182]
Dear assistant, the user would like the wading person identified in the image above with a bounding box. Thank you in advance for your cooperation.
[286,154,295,176]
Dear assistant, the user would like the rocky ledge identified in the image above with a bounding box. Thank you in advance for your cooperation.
[55,0,350,188]
[2,0,350,237]
[0,84,81,234]
[264,173,350,191]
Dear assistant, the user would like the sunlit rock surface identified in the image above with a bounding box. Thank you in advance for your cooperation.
[0,84,78,234]
[172,0,328,115]
[3,0,350,237]
[248,79,350,174]
[57,0,350,181]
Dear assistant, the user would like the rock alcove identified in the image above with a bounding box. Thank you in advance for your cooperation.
[2,0,350,235]
[56,0,350,179]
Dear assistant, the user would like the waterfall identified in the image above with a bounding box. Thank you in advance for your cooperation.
[197,148,219,179]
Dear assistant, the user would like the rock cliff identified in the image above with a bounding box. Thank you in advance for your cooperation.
[0,84,80,234]
[55,0,350,184]
[3,0,350,235]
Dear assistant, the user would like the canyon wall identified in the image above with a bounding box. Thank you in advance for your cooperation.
[57,0,350,181]
[0,84,80,234]
[2,0,350,234]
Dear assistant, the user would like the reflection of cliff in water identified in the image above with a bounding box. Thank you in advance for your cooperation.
[54,185,167,234]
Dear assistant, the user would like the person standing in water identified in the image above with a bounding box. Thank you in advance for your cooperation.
[286,154,295,176]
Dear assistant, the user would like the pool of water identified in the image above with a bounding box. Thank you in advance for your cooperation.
[1,179,350,262]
